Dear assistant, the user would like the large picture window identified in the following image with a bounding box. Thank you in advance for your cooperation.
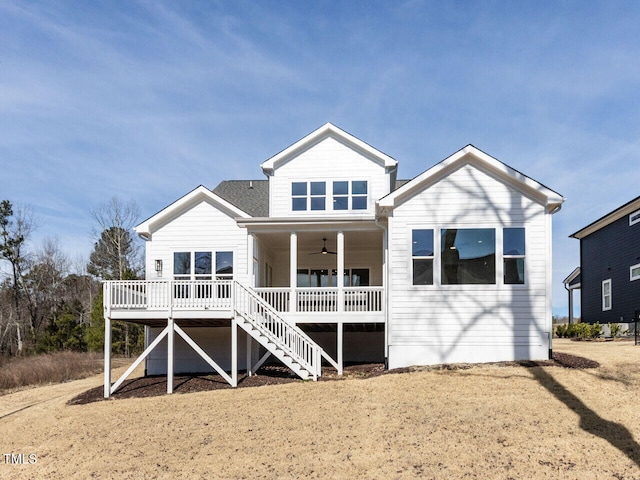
[503,228,525,284]
[412,229,434,285]
[441,228,495,285]
[602,279,612,311]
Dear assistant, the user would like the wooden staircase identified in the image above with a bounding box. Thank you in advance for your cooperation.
[233,282,322,380]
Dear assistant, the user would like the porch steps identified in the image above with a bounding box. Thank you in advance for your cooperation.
[233,282,322,381]
[235,317,311,379]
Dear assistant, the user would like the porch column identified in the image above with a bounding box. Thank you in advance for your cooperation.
[103,315,112,399]
[337,231,344,313]
[567,288,574,324]
[290,232,297,313]
[167,317,174,394]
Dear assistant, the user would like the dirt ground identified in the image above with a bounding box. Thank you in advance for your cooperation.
[1,339,639,479]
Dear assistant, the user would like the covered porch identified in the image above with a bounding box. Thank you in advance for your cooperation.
[245,220,386,324]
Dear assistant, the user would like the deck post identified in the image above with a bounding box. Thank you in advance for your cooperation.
[167,317,174,394]
[289,232,297,313]
[232,318,238,387]
[337,231,344,313]
[337,321,344,375]
[246,334,252,376]
[103,314,112,398]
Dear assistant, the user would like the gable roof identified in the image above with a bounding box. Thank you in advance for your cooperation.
[213,180,269,217]
[570,195,640,240]
[378,144,565,213]
[135,185,251,239]
[260,122,398,175]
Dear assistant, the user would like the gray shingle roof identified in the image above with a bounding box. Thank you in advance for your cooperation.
[213,180,269,217]
[212,179,411,218]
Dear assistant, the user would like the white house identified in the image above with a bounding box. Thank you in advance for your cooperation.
[103,123,565,397]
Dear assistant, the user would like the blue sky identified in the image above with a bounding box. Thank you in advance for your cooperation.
[2,1,640,316]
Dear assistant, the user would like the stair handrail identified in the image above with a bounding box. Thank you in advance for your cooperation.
[233,281,322,379]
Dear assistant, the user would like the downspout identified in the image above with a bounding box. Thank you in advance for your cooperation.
[375,212,389,369]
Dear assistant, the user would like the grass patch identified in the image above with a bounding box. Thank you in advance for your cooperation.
[0,351,103,394]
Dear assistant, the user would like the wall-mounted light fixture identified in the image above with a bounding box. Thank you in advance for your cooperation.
[155,259,163,276]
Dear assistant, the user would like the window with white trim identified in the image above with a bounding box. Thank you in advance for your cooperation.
[631,264,640,281]
[412,229,434,285]
[602,279,612,311]
[630,210,640,226]
[292,181,326,211]
[503,228,525,284]
[332,181,368,211]
[173,251,233,297]
[441,228,496,285]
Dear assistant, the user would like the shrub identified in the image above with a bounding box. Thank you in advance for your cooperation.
[608,322,627,338]
[556,322,601,340]
[555,324,567,338]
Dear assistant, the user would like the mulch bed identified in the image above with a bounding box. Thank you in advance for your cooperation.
[68,352,599,405]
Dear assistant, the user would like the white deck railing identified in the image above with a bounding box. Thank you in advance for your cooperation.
[234,282,321,379]
[255,286,384,313]
[105,281,383,314]
[105,280,233,311]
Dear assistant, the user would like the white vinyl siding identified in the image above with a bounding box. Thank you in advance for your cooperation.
[602,279,612,311]
[269,136,389,217]
[387,163,550,367]
[144,200,249,286]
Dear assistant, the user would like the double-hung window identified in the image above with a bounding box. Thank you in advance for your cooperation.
[602,279,612,311]
[332,181,368,210]
[412,229,434,285]
[503,228,525,284]
[292,181,326,211]
[631,264,640,281]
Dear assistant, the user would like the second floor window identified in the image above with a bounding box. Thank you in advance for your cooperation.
[292,181,326,211]
[332,180,368,211]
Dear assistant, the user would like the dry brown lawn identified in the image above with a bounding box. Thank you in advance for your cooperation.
[1,339,639,479]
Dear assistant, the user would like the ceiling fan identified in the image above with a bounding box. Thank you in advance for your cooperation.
[309,237,337,255]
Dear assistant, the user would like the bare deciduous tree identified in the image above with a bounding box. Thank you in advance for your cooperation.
[88,197,142,280]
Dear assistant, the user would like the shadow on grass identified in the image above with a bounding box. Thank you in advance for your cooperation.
[530,367,640,468]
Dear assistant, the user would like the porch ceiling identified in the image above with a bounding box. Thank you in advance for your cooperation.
[254,229,383,253]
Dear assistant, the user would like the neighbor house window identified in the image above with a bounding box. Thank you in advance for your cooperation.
[412,229,434,285]
[631,264,640,281]
[503,228,525,284]
[602,279,612,311]
[332,181,368,211]
[292,181,326,211]
[441,228,496,284]
[630,210,640,226]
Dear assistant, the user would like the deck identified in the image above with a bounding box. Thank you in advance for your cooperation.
[104,280,385,324]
